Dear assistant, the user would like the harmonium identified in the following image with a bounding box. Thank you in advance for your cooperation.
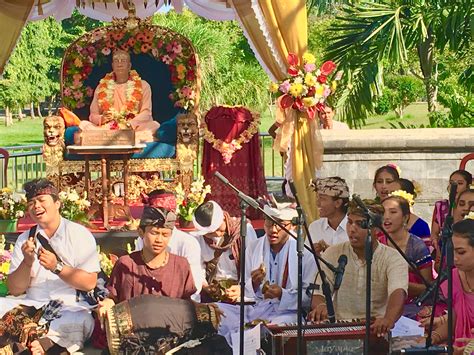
[261,321,390,355]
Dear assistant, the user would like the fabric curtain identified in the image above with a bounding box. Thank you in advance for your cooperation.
[201,106,268,220]
[0,0,35,74]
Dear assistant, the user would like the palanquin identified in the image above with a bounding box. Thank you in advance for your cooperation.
[43,13,200,203]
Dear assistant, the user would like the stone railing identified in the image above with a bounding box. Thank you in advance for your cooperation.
[319,128,474,222]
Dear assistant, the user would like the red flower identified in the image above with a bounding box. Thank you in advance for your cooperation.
[292,97,303,110]
[317,75,327,84]
[279,94,294,109]
[186,70,195,81]
[307,86,316,97]
[307,105,317,120]
[287,52,299,67]
[320,61,337,76]
[287,66,299,77]
[188,55,196,66]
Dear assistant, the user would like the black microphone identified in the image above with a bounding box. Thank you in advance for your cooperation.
[214,171,260,209]
[333,255,348,291]
[414,269,448,307]
[351,194,383,228]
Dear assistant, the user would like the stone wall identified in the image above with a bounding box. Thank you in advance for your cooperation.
[319,128,474,222]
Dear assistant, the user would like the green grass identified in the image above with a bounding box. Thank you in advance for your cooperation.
[360,102,430,129]
[0,117,44,146]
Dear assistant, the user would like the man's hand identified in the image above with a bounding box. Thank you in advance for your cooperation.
[453,328,474,355]
[225,285,241,302]
[101,112,114,125]
[307,304,328,323]
[21,238,36,267]
[314,240,330,254]
[251,264,266,290]
[38,248,58,272]
[97,298,116,330]
[371,317,394,337]
[263,284,282,300]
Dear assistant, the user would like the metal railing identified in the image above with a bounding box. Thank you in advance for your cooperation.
[0,134,285,189]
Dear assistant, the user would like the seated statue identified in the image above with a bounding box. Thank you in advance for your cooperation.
[79,49,160,143]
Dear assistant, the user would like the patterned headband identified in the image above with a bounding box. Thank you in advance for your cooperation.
[310,177,349,198]
[141,192,177,212]
[139,206,176,229]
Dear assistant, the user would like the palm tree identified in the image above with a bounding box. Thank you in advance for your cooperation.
[312,0,472,126]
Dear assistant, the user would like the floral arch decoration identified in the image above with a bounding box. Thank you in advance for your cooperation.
[61,16,200,119]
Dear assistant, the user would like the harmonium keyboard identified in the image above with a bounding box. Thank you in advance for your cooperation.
[261,320,390,355]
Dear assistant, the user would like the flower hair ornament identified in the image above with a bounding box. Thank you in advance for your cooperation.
[390,190,415,207]
[465,211,474,220]
[386,163,402,177]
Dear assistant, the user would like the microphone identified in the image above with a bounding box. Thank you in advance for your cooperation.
[414,269,448,307]
[351,194,383,228]
[333,255,348,291]
[214,171,260,209]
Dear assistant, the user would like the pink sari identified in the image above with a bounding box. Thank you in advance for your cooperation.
[441,269,474,346]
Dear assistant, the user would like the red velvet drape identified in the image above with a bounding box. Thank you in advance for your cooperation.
[202,106,268,220]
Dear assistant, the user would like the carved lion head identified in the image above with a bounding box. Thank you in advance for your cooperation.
[43,115,65,147]
[177,113,198,144]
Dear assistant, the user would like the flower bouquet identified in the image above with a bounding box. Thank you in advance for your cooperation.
[58,189,91,226]
[0,188,26,220]
[269,52,342,119]
[175,176,211,223]
[0,234,12,296]
[0,188,26,232]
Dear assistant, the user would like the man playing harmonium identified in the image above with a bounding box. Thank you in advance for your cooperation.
[217,203,317,345]
[79,49,160,142]
[308,199,408,338]
[192,200,258,302]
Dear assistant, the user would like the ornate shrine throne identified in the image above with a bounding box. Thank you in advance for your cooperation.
[43,15,199,202]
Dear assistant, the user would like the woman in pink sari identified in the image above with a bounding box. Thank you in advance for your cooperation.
[431,218,474,353]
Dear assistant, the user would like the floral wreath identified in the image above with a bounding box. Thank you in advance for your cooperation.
[390,190,415,207]
[62,23,198,111]
[96,69,142,117]
[202,112,260,164]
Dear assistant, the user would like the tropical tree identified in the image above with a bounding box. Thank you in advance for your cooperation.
[316,0,472,126]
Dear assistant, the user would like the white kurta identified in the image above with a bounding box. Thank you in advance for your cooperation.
[135,227,204,301]
[2,218,101,352]
[217,235,317,345]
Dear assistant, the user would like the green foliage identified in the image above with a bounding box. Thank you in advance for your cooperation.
[374,91,391,115]
[321,0,473,126]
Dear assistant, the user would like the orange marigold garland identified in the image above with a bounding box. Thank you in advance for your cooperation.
[96,69,143,127]
[202,112,260,164]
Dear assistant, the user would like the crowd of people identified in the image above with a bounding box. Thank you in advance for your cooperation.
[0,163,473,354]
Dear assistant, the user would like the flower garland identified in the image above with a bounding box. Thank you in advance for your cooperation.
[96,69,143,118]
[202,113,260,164]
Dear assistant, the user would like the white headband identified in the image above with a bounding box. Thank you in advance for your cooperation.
[192,201,225,235]
[263,204,298,221]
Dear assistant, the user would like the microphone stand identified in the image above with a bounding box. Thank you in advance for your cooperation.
[351,195,374,355]
[238,199,248,355]
[424,183,456,355]
[288,181,337,355]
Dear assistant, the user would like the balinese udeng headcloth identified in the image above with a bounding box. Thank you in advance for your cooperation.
[139,206,176,230]
[310,177,350,199]
[24,179,59,201]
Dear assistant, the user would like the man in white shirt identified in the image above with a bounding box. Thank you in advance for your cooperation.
[3,179,100,354]
[217,203,317,346]
[192,200,257,302]
[308,177,350,253]
[134,189,204,301]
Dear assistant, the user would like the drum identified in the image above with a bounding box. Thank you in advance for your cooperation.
[105,295,220,355]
